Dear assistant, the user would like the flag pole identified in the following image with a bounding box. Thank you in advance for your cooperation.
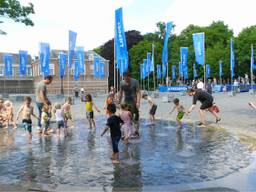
[114,25,116,91]
[250,44,254,91]
[219,60,222,85]
[152,42,156,91]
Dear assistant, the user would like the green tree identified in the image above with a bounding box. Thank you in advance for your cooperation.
[0,0,35,34]
[236,26,256,76]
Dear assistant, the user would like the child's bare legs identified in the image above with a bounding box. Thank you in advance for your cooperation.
[92,119,96,128]
[57,128,61,137]
[176,118,182,128]
[88,118,92,128]
[28,132,32,144]
[64,127,68,137]
[112,152,120,164]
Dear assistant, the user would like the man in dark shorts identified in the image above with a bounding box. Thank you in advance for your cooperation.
[35,75,53,134]
[187,88,221,127]
[120,71,141,136]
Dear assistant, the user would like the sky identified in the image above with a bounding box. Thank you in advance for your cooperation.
[0,0,255,57]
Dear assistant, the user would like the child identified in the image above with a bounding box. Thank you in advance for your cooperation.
[54,103,67,137]
[85,93,100,128]
[62,97,74,128]
[142,93,157,124]
[4,100,17,129]
[170,98,185,128]
[101,104,124,164]
[0,98,8,128]
[41,105,50,135]
[16,96,38,144]
[120,103,133,144]
[103,94,114,114]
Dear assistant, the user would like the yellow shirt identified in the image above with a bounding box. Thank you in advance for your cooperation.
[85,102,93,112]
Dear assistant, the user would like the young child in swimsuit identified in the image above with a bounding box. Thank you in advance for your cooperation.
[170,98,185,129]
[16,96,38,143]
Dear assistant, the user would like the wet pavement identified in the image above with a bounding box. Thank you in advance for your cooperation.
[0,116,254,191]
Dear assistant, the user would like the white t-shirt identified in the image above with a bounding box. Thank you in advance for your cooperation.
[55,109,64,121]
[197,82,204,90]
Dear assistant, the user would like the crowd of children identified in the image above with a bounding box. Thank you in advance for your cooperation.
[0,88,222,164]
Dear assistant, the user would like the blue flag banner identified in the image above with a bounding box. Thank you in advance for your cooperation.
[251,45,256,70]
[76,46,85,73]
[69,30,77,68]
[19,50,28,76]
[147,52,152,73]
[74,60,80,81]
[206,64,210,78]
[140,64,143,80]
[4,54,13,76]
[143,59,149,78]
[172,65,176,80]
[230,39,235,77]
[94,55,100,78]
[100,60,105,79]
[150,50,154,72]
[157,64,161,79]
[179,62,183,78]
[193,63,197,79]
[162,64,167,78]
[115,7,128,76]
[142,62,147,79]
[59,52,67,77]
[162,22,173,66]
[193,32,205,66]
[219,61,223,78]
[180,47,189,79]
[40,42,50,76]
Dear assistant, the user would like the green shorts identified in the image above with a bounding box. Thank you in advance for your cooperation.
[177,112,184,120]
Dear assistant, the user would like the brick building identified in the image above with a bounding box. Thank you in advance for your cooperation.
[0,52,33,94]
[31,50,109,95]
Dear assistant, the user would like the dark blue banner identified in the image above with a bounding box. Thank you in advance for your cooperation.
[251,45,256,70]
[180,47,188,79]
[230,39,235,77]
[179,62,183,78]
[143,59,149,78]
[76,46,85,73]
[150,50,154,72]
[193,63,197,79]
[172,65,176,80]
[147,52,152,74]
[140,64,143,80]
[219,61,223,78]
[162,22,173,66]
[69,30,77,68]
[193,32,205,66]
[206,64,210,78]
[4,54,13,76]
[74,60,80,80]
[94,55,100,78]
[157,64,161,79]
[59,52,67,77]
[19,50,27,76]
[162,64,167,78]
[100,60,105,79]
[40,42,50,76]
[115,7,128,76]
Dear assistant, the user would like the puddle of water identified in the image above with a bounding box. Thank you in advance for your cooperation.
[0,118,252,191]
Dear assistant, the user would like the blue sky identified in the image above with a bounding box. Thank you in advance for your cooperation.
[0,0,255,56]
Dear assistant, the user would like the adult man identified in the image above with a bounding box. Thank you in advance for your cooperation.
[187,88,221,127]
[35,75,53,133]
[120,71,141,136]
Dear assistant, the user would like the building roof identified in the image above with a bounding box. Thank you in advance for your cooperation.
[0,52,32,64]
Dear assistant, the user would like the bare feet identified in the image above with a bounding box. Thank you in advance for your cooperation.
[112,159,120,164]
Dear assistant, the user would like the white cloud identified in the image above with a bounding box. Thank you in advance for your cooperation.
[165,0,256,35]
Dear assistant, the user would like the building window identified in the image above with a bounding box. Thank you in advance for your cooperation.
[90,64,94,75]
[0,65,4,76]
[13,67,19,77]
[50,63,55,76]
[27,67,32,76]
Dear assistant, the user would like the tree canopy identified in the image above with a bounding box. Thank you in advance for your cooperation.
[0,0,35,34]
[96,21,256,86]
